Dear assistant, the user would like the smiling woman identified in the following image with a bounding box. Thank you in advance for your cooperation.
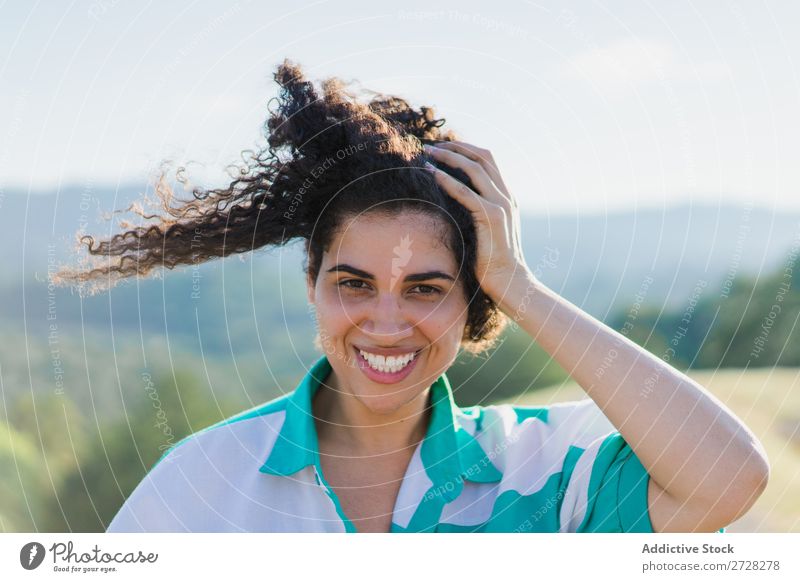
[53,58,769,533]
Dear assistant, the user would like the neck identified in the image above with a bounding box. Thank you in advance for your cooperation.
[313,370,431,457]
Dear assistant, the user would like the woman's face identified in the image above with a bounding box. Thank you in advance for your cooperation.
[307,210,469,415]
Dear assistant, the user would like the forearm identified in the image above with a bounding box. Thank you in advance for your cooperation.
[502,272,770,509]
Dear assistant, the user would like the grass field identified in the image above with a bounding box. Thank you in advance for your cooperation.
[500,367,800,532]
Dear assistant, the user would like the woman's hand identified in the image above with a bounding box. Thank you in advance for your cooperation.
[423,141,534,316]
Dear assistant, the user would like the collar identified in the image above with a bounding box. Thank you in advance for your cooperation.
[259,355,502,500]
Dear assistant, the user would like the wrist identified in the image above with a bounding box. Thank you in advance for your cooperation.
[495,267,539,325]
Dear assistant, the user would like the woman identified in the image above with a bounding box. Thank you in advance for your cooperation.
[57,59,769,533]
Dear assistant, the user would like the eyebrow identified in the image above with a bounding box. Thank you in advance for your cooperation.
[326,264,455,283]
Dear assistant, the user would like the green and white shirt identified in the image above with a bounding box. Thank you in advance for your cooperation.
[107,354,654,532]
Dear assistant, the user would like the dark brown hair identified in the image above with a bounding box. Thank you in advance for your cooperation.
[53,58,508,353]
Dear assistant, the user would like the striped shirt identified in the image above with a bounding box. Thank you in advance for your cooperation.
[107,354,655,532]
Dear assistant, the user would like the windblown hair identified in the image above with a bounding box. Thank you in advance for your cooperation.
[53,58,508,353]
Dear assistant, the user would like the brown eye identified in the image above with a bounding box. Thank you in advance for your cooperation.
[339,279,370,291]
[410,284,441,296]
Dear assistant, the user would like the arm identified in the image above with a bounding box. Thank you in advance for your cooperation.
[423,141,770,532]
[500,271,769,532]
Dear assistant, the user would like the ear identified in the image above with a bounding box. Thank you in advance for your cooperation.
[306,272,315,305]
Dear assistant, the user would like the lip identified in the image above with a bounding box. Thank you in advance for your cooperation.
[352,344,423,384]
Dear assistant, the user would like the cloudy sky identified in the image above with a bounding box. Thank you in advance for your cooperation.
[1,0,798,214]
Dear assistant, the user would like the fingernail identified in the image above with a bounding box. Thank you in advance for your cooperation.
[424,161,436,171]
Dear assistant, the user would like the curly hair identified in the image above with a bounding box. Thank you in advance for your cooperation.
[53,58,508,353]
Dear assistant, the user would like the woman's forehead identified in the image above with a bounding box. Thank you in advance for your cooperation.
[325,211,455,267]
[336,211,448,247]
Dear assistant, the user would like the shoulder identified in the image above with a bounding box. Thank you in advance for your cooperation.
[106,391,294,532]
[454,399,651,532]
[454,398,619,495]
[151,391,293,470]
[462,399,651,533]
[456,397,616,448]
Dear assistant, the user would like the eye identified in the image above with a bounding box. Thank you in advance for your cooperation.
[337,280,441,296]
[339,279,371,291]
[410,284,441,296]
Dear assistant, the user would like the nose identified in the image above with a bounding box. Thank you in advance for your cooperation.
[360,291,414,342]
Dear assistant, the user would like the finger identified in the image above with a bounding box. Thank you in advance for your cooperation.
[433,142,524,255]
[424,144,510,210]
[432,141,512,201]
[425,161,494,218]
[435,141,510,195]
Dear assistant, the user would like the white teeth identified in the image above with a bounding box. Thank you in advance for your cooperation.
[359,349,417,374]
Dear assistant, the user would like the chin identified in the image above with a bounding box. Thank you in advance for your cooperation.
[360,399,406,416]
[353,382,427,416]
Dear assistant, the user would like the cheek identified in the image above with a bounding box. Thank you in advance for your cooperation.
[314,289,353,338]
[414,296,469,343]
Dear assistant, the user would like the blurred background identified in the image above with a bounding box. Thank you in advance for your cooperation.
[1,0,799,532]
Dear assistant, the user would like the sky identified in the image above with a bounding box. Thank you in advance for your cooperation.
[1,0,799,214]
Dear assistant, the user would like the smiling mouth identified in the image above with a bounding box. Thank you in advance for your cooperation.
[351,345,424,381]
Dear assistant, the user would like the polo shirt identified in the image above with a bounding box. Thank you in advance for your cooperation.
[107,354,655,533]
